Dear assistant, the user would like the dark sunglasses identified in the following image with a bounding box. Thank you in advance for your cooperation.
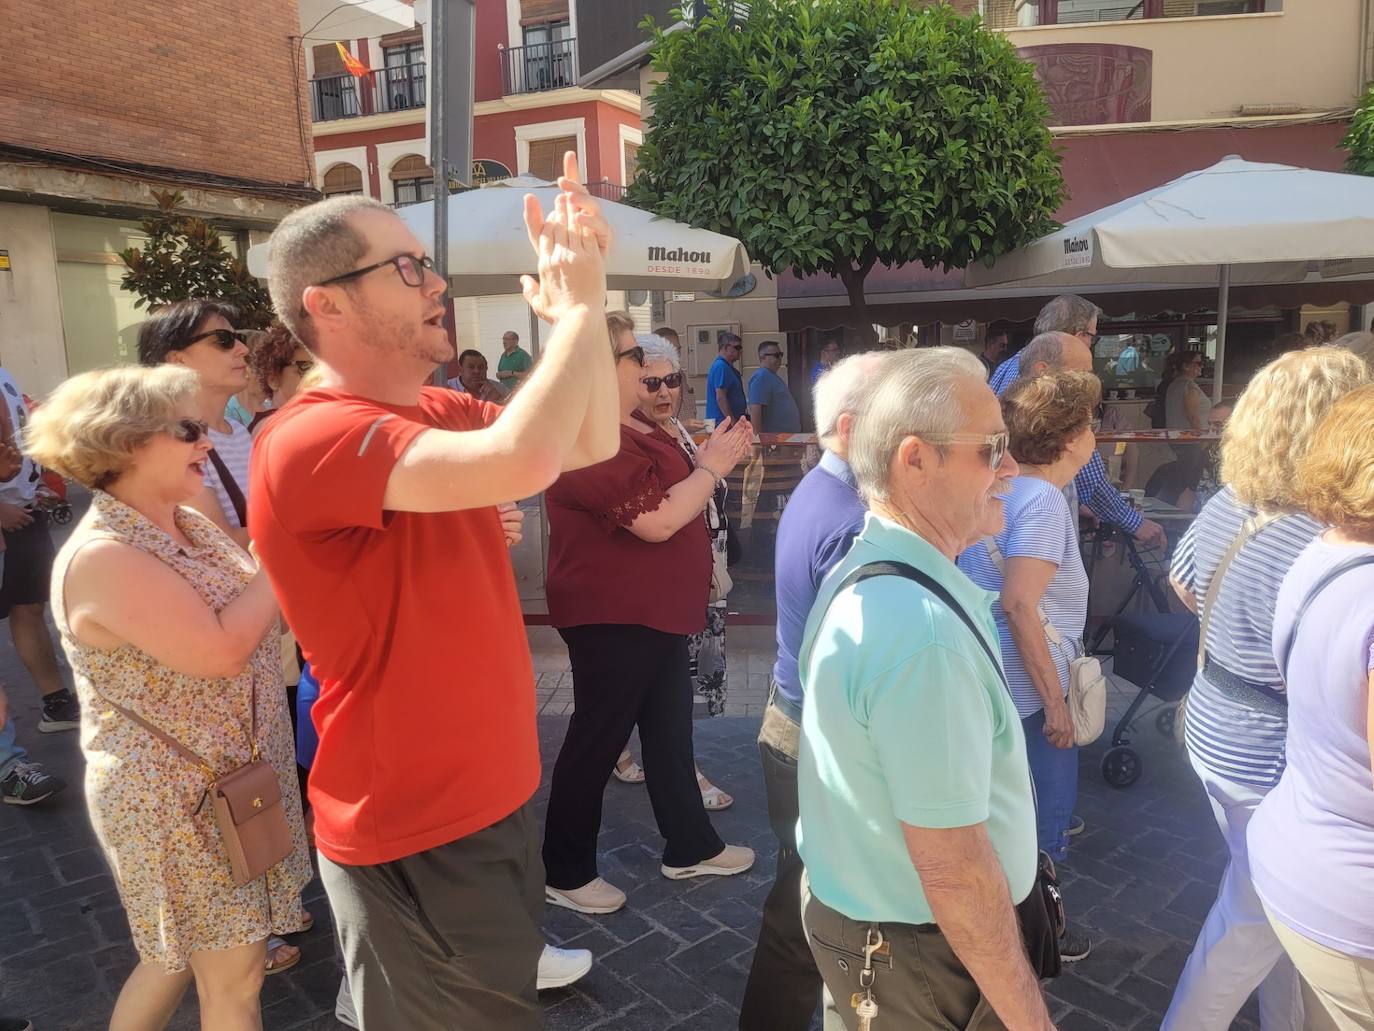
[317,253,435,289]
[166,418,210,444]
[641,372,685,392]
[760,351,783,361]
[290,360,315,376]
[616,345,645,365]
[184,328,247,351]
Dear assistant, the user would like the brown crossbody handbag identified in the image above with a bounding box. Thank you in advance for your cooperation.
[101,685,292,886]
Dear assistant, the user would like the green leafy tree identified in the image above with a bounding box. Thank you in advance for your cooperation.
[119,190,274,328]
[1342,82,1374,176]
[628,0,1065,334]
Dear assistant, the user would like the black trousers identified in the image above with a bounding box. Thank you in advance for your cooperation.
[543,623,724,890]
[739,740,823,1031]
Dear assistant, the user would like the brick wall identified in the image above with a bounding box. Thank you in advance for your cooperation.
[1,1,313,188]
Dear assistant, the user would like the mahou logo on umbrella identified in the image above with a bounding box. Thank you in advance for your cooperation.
[648,246,713,264]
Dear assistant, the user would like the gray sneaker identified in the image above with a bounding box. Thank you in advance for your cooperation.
[1,762,66,806]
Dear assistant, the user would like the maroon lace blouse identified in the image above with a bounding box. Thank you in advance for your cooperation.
[545,413,711,635]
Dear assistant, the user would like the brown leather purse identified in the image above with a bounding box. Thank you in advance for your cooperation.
[101,686,293,886]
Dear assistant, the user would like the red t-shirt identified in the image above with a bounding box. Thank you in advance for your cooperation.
[248,387,539,866]
[545,414,710,636]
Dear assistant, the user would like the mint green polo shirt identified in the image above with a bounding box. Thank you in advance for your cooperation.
[796,513,1038,926]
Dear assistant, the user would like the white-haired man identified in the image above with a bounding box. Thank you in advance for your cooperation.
[990,295,1166,551]
[740,352,886,1031]
[251,156,618,1029]
[798,347,1057,1030]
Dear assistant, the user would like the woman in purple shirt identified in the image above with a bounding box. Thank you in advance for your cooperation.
[1250,385,1374,1031]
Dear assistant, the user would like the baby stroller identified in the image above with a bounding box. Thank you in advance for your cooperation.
[1095,611,1197,788]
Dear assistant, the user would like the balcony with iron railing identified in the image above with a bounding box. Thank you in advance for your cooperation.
[500,38,578,95]
[311,61,427,122]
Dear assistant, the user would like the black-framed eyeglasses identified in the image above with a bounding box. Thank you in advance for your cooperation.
[929,430,1010,471]
[166,418,210,444]
[183,328,247,351]
[616,346,645,366]
[291,360,315,376]
[759,351,783,361]
[641,372,685,392]
[317,253,435,289]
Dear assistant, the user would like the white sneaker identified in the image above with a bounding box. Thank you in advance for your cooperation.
[661,844,755,880]
[537,944,593,990]
[334,977,358,1029]
[545,877,627,914]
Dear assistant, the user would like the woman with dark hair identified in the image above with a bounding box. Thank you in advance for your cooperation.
[137,300,254,548]
[541,312,757,916]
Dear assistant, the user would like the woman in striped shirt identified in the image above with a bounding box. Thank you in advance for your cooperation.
[1162,346,1372,1031]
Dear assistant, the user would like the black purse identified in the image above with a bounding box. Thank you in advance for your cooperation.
[826,560,1065,979]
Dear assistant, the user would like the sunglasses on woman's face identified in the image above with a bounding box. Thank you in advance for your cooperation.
[166,418,210,444]
[641,372,685,392]
[184,328,247,351]
[291,360,315,376]
[616,345,645,366]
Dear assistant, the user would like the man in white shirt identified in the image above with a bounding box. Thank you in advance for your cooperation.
[445,349,508,404]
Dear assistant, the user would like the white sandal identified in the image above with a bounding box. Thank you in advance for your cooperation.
[613,750,645,784]
[698,773,733,811]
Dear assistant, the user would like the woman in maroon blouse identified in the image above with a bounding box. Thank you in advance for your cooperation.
[542,313,757,916]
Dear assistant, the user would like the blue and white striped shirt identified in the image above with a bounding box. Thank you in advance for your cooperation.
[989,353,1143,536]
[1170,486,1323,789]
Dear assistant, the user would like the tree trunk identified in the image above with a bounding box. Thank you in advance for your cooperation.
[835,261,878,348]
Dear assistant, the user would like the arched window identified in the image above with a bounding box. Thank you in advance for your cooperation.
[390,155,434,206]
[322,164,363,197]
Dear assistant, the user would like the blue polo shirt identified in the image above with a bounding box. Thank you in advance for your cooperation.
[772,451,865,708]
[797,514,1038,925]
[705,354,746,422]
[747,367,801,433]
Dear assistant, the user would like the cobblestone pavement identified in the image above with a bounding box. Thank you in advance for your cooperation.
[2,498,1256,1029]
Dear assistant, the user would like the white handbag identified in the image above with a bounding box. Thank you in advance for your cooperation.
[984,538,1106,746]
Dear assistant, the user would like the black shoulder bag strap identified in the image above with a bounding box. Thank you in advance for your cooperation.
[829,560,1009,693]
[817,559,1065,978]
[1278,554,1374,684]
[206,448,248,528]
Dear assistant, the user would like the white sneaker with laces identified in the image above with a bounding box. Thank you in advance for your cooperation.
[538,945,593,990]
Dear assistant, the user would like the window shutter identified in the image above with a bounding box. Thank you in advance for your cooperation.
[527,136,576,181]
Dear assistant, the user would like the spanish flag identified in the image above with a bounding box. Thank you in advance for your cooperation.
[335,42,370,78]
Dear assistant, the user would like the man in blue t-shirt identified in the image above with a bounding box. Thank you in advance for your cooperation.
[705,334,746,423]
[747,341,801,434]
[740,352,881,1031]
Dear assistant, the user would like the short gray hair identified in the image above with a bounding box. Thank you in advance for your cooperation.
[635,332,680,371]
[266,195,393,347]
[1018,331,1076,375]
[1034,294,1102,336]
[814,351,886,448]
[849,347,987,505]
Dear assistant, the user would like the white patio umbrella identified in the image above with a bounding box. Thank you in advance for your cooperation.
[391,177,753,297]
[966,156,1374,400]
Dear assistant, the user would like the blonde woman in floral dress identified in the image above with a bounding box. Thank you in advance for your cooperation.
[27,366,310,1031]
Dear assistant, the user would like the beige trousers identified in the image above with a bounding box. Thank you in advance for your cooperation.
[1265,904,1374,1031]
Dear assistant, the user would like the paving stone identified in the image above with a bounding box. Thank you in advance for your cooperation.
[1,619,1268,1031]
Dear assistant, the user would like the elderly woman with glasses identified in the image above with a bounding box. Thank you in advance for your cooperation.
[25,365,311,1031]
[541,312,757,918]
[958,369,1102,962]
[612,332,736,810]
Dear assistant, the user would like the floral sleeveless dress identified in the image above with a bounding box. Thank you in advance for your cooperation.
[51,492,311,972]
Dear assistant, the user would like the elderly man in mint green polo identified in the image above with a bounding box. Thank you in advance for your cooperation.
[796,347,1055,1031]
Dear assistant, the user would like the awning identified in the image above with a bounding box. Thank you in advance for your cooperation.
[778,120,1369,329]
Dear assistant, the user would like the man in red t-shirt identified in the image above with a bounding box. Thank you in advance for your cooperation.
[250,155,619,1029]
